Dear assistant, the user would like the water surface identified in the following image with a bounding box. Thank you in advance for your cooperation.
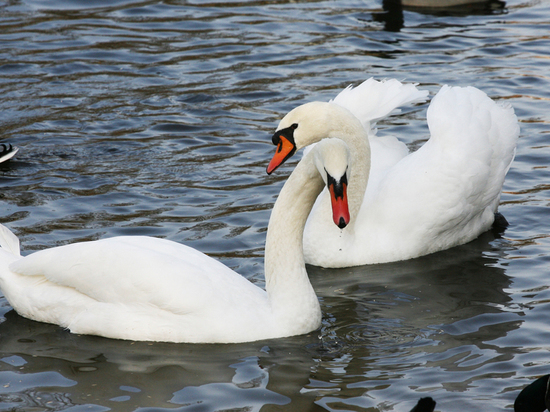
[0,0,549,411]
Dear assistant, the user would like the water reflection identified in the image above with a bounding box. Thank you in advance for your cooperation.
[310,232,515,343]
[0,312,318,410]
[0,230,521,409]
[373,0,507,31]
[303,231,520,408]
[168,356,290,411]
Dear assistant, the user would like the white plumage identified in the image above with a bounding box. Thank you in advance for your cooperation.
[0,138,353,343]
[0,144,18,164]
[270,79,519,267]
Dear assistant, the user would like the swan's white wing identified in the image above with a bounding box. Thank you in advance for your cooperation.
[306,78,424,172]
[361,85,519,259]
[10,236,263,310]
[332,78,427,183]
[6,236,267,341]
[331,78,429,129]
[426,85,518,210]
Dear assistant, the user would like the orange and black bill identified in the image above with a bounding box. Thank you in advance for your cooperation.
[266,124,298,174]
[328,173,350,229]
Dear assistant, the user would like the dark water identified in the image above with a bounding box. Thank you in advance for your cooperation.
[0,0,549,410]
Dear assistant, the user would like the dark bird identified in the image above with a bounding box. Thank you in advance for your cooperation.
[410,397,436,412]
[515,374,550,412]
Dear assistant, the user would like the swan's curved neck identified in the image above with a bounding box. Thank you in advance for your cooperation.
[264,154,324,331]
[324,105,370,220]
[304,103,370,221]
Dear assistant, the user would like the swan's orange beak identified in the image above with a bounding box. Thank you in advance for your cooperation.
[328,179,350,229]
[267,135,296,175]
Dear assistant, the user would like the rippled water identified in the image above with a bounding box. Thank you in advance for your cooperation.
[0,0,549,410]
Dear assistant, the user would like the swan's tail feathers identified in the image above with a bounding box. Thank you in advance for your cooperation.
[331,78,429,127]
[0,224,21,257]
[427,85,519,212]
[493,100,520,174]
[428,85,519,165]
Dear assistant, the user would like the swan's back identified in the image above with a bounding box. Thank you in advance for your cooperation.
[427,85,518,211]
[355,85,519,263]
[331,78,428,187]
[2,236,271,343]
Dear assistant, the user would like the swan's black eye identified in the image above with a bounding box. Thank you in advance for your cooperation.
[271,124,297,147]
[326,170,348,199]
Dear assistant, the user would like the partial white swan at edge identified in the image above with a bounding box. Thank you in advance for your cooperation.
[0,144,18,164]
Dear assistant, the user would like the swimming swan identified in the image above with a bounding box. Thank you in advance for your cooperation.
[0,138,352,343]
[267,79,519,268]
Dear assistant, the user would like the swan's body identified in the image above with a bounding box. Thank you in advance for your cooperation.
[0,138,352,343]
[267,79,519,268]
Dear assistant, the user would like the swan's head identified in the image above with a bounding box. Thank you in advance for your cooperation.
[313,138,352,229]
[267,102,355,174]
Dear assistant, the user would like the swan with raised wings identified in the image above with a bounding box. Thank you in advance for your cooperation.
[267,79,519,268]
[0,138,352,343]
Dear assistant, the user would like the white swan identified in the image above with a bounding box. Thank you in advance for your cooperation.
[267,79,519,268]
[0,138,352,343]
